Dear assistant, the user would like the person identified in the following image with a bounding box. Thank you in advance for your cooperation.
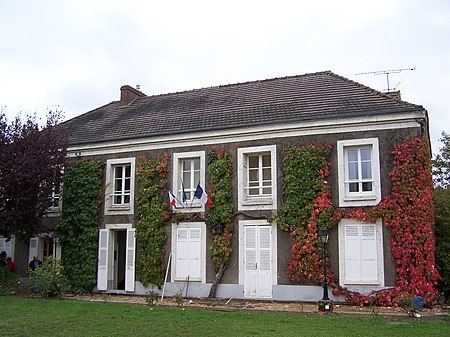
[6,257,16,273]
[0,251,6,267]
[28,256,42,294]
[28,256,42,271]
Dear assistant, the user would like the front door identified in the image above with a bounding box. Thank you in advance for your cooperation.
[97,225,135,292]
[243,224,272,299]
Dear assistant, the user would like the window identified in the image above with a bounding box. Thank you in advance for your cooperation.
[337,138,381,207]
[105,158,135,215]
[171,222,206,282]
[338,219,384,286]
[238,145,277,210]
[172,151,205,212]
[47,183,61,214]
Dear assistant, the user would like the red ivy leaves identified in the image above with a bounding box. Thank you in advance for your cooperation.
[283,138,440,307]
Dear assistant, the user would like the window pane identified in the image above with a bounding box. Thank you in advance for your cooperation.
[347,149,358,162]
[193,158,200,170]
[248,187,259,195]
[115,166,123,178]
[248,156,259,168]
[262,154,271,167]
[194,171,200,186]
[263,167,271,180]
[361,162,372,179]
[114,178,123,193]
[263,187,272,194]
[249,169,259,182]
[183,172,191,188]
[114,195,122,204]
[362,182,373,192]
[360,148,371,161]
[125,165,131,178]
[349,182,359,192]
[348,162,358,180]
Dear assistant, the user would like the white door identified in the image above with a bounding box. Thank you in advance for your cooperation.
[175,227,202,281]
[244,225,272,298]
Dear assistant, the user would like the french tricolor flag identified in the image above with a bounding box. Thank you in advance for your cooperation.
[168,190,177,207]
[194,184,213,207]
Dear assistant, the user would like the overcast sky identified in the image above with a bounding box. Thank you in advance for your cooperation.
[1,0,449,154]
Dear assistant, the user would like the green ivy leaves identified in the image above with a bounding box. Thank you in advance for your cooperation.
[57,160,104,293]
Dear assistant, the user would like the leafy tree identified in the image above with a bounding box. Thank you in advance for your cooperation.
[0,111,67,241]
[432,132,450,300]
[433,131,450,187]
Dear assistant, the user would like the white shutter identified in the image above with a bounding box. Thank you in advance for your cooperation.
[361,225,377,281]
[176,228,189,279]
[97,229,108,291]
[189,228,201,279]
[175,227,202,280]
[54,237,62,260]
[344,225,361,282]
[0,237,12,258]
[258,226,272,298]
[125,228,136,291]
[29,237,39,263]
[244,226,257,297]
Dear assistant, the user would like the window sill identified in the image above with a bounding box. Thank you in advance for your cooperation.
[242,197,274,206]
[105,205,132,215]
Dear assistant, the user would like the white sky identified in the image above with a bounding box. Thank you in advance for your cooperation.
[1,0,449,155]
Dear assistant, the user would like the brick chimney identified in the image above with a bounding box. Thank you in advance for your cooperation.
[120,85,146,106]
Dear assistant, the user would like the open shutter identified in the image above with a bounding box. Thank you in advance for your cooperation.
[361,225,377,281]
[125,228,136,291]
[53,238,62,260]
[0,237,12,258]
[344,225,361,282]
[97,229,108,291]
[29,237,39,262]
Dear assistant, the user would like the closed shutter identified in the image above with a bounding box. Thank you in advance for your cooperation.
[344,224,378,283]
[244,226,257,297]
[125,228,136,291]
[361,225,377,281]
[175,227,202,280]
[97,229,108,291]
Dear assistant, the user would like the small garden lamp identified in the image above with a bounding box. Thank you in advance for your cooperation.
[318,229,332,312]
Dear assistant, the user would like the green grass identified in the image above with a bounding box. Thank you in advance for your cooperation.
[1,297,448,337]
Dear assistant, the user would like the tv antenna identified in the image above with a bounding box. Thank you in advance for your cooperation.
[355,67,415,92]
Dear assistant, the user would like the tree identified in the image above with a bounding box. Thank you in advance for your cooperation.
[433,131,450,187]
[0,111,67,241]
[432,131,450,300]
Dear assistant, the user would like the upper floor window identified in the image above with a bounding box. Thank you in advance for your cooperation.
[47,184,61,210]
[238,145,277,210]
[173,151,205,212]
[337,138,381,207]
[105,158,135,215]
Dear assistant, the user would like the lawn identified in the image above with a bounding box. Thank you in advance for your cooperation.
[1,297,448,337]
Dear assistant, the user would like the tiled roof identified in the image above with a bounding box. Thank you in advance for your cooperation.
[59,71,424,145]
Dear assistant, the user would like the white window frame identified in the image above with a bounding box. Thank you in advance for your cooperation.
[337,138,381,207]
[338,218,385,286]
[238,145,277,211]
[171,222,206,283]
[0,236,14,260]
[172,151,206,213]
[105,157,135,215]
